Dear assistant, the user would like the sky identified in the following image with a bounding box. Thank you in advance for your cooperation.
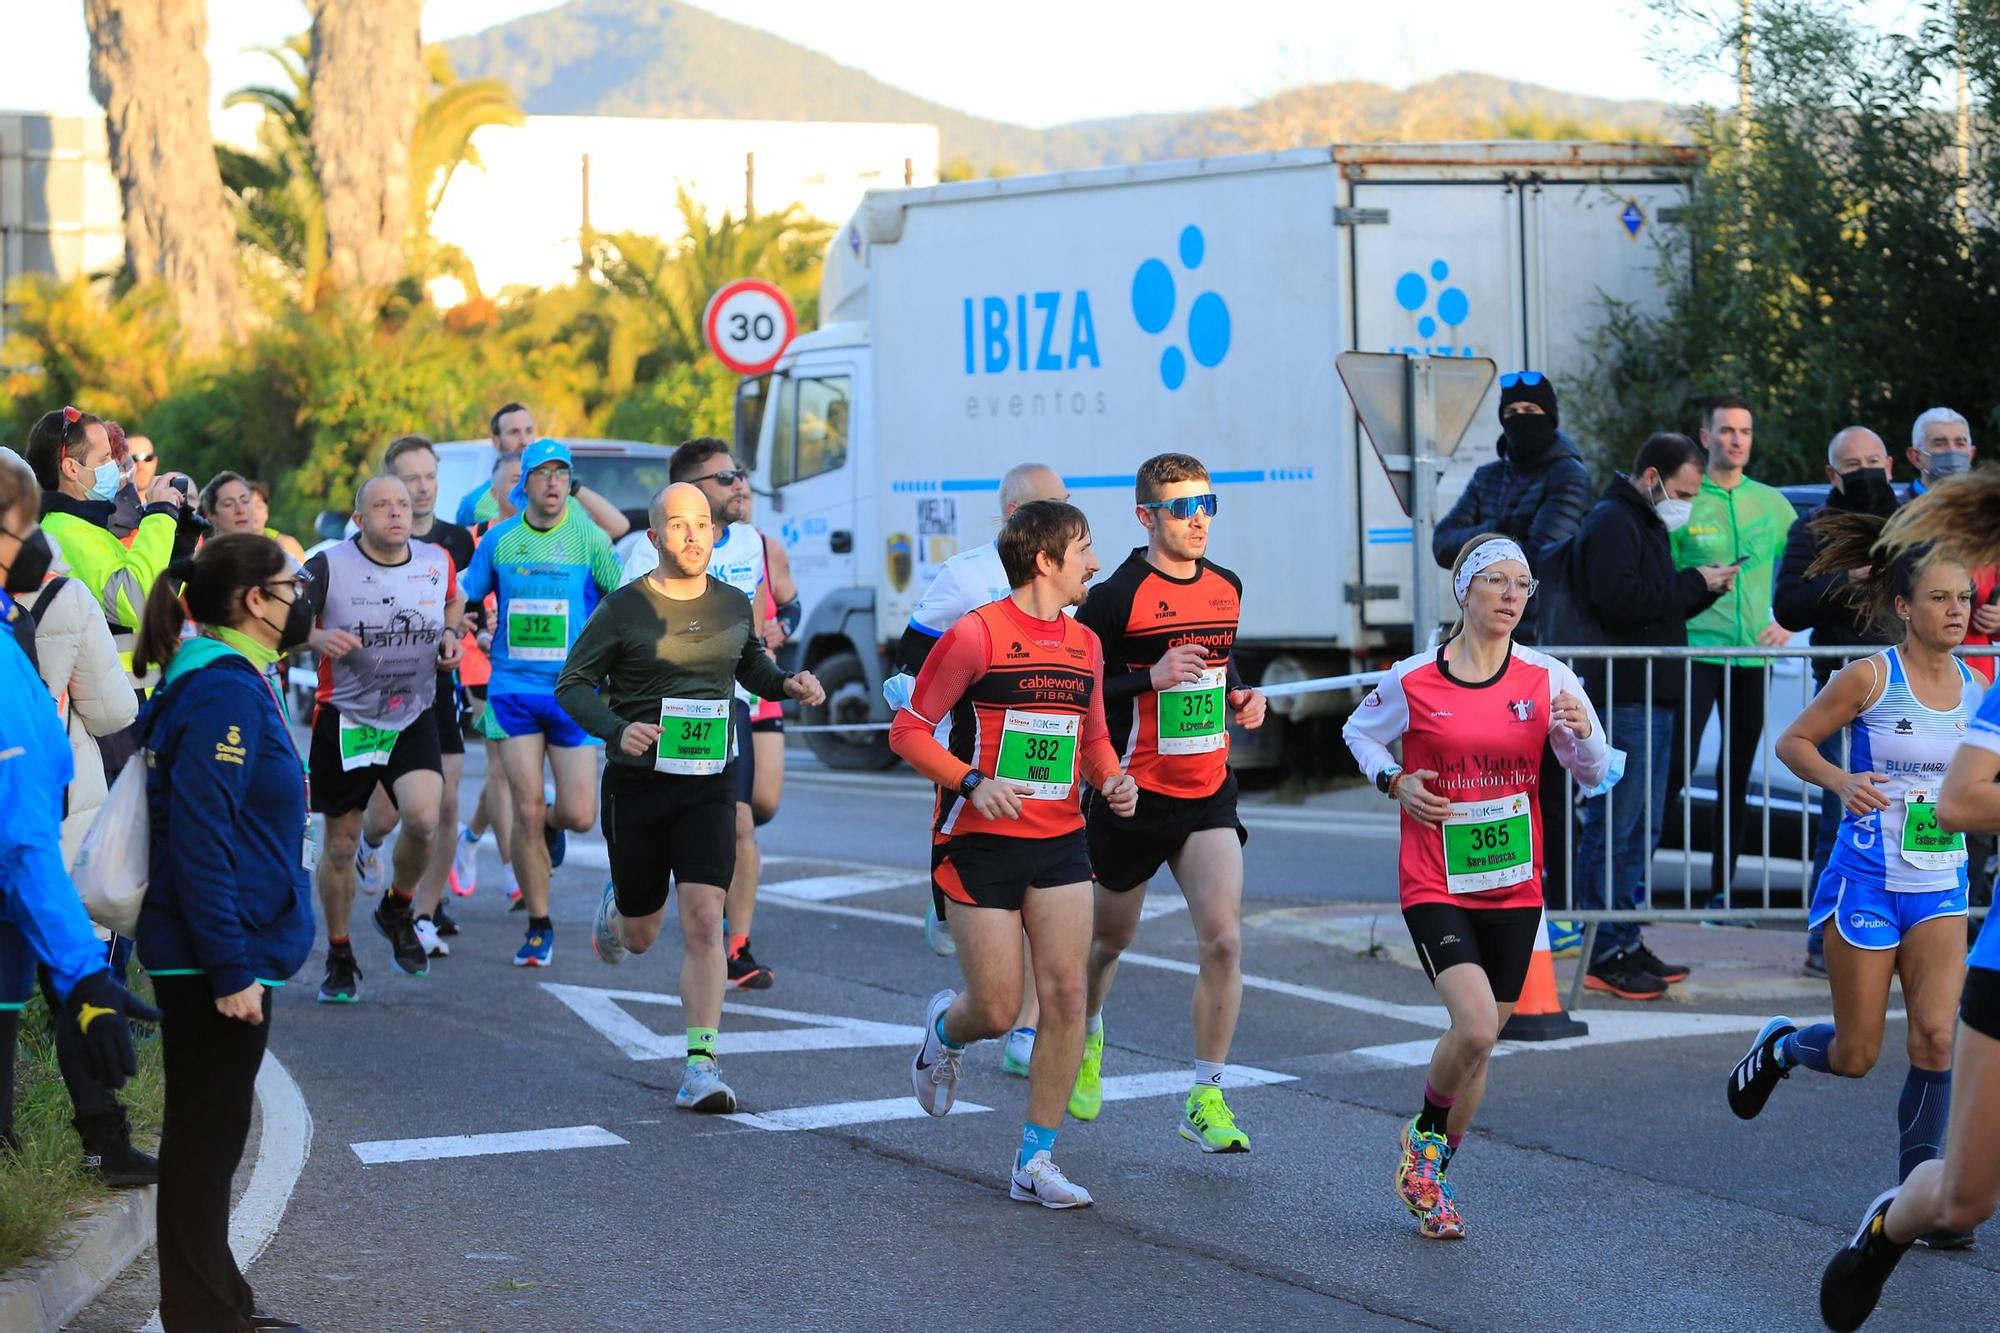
[0,0,1929,132]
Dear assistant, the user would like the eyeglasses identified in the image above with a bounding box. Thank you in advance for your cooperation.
[1498,371,1545,389]
[1470,572,1539,597]
[1140,493,1218,520]
[131,452,156,465]
[693,468,748,487]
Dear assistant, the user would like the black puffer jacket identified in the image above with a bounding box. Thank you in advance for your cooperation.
[1772,484,1899,685]
[1432,427,1595,569]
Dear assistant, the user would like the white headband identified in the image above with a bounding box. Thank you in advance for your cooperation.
[1454,538,1529,605]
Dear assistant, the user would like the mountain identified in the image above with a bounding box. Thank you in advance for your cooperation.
[444,0,1684,175]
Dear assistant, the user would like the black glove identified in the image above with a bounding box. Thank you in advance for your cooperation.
[61,970,163,1090]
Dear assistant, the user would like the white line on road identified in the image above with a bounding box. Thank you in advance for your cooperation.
[1097,1064,1297,1101]
[723,1097,995,1131]
[351,1124,628,1165]
[763,869,925,901]
[541,983,921,1061]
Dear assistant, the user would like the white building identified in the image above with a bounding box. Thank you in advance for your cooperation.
[0,112,124,299]
[428,115,940,297]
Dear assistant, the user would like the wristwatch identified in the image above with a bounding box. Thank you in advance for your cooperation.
[959,769,986,798]
[1376,765,1402,796]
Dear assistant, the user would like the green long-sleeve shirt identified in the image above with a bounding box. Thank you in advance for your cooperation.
[555,575,790,767]
[1671,473,1798,666]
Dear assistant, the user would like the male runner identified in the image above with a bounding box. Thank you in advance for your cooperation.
[1067,452,1268,1152]
[459,453,521,905]
[886,462,1069,1076]
[622,438,781,988]
[557,482,824,1113]
[748,521,800,827]
[892,500,1137,1208]
[303,475,463,1001]
[461,439,623,967]
[456,401,630,538]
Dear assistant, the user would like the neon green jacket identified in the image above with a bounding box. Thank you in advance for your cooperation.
[1671,474,1798,665]
[41,496,179,673]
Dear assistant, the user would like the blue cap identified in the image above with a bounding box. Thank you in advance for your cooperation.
[510,438,572,508]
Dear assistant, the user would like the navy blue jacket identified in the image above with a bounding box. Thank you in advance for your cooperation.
[1432,428,1595,569]
[138,639,313,995]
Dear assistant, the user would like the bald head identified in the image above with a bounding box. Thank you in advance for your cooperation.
[649,482,715,580]
[1000,463,1067,517]
[1828,426,1887,471]
[355,473,413,551]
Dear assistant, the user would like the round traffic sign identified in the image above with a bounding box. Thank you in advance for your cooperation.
[702,279,798,376]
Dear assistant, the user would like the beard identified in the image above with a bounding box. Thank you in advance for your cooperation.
[665,542,710,578]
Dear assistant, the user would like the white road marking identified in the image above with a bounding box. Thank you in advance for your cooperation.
[351,1124,627,1165]
[1097,1065,1297,1101]
[1347,1008,1870,1067]
[541,983,921,1061]
[763,870,925,901]
[724,1097,995,1131]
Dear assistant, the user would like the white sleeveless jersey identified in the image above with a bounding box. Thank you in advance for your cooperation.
[1826,649,1982,892]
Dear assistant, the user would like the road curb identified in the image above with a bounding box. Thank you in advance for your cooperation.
[0,1186,154,1333]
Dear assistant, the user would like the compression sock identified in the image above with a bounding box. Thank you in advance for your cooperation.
[528,916,553,933]
[1084,1013,1103,1036]
[1778,1023,1836,1073]
[1897,1065,1952,1182]
[686,1027,718,1067]
[1017,1121,1059,1170]
[1193,1059,1227,1092]
[1416,1081,1457,1138]
[934,1011,966,1051]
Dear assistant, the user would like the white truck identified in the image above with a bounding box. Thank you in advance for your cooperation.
[745,142,1694,769]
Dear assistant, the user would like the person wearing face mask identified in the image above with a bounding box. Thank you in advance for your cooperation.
[132,533,315,1333]
[1553,432,1737,1000]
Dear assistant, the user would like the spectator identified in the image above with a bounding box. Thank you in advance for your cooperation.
[1560,432,1735,999]
[132,534,313,1332]
[200,471,261,537]
[244,479,308,564]
[1774,426,1901,975]
[1430,370,1594,934]
[1668,394,1798,913]
[107,428,159,542]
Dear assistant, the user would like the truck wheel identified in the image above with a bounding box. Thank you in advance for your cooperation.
[801,650,896,771]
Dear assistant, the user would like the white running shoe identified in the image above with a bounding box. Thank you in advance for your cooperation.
[451,826,478,896]
[924,901,955,957]
[592,880,629,965]
[1001,1026,1034,1077]
[354,839,388,895]
[910,988,963,1117]
[413,916,450,958]
[1010,1152,1093,1209]
[675,1060,737,1113]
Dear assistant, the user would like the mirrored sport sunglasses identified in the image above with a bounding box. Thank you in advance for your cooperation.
[1140,493,1218,520]
[1498,370,1545,389]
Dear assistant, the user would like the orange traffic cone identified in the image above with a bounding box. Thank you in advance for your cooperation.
[1500,906,1588,1041]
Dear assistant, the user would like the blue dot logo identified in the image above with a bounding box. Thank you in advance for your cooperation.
[1392,259,1472,354]
[1131,225,1230,389]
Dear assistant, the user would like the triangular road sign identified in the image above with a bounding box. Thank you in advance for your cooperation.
[1337,352,1497,514]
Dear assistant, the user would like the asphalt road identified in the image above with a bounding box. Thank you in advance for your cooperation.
[75,744,1997,1332]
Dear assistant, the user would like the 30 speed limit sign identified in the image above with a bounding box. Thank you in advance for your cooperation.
[703,278,797,376]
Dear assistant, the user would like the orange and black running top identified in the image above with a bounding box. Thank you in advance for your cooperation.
[889,597,1121,841]
[1076,547,1242,800]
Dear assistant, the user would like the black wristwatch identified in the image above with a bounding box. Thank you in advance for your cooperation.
[959,769,986,798]
[1376,765,1402,796]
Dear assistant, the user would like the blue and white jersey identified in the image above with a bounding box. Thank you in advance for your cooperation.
[1826,649,1982,893]
[1958,682,2000,970]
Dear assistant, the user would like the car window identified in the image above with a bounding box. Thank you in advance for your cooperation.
[572,456,672,511]
[794,375,850,482]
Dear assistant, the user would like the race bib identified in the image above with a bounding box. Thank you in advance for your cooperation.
[508,597,569,662]
[996,709,1078,800]
[1158,666,1227,755]
[1440,793,1536,894]
[337,715,398,772]
[1900,788,1966,871]
[656,697,731,776]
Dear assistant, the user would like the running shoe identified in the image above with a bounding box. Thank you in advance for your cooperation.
[1068,1024,1104,1121]
[246,1314,305,1331]
[1821,1188,1908,1332]
[413,916,450,959]
[924,900,955,956]
[1419,1180,1467,1240]
[1394,1118,1448,1217]
[373,895,429,977]
[674,1059,738,1114]
[910,988,963,1117]
[1001,1026,1035,1077]
[727,939,773,990]
[1628,943,1690,984]
[508,887,525,912]
[513,926,554,968]
[1912,1227,1977,1250]
[433,902,460,937]
[354,839,388,895]
[452,825,478,895]
[1010,1151,1093,1209]
[317,947,361,1004]
[1181,1086,1251,1153]
[544,822,566,869]
[1584,953,1667,1000]
[1547,919,1583,959]
[1727,1015,1797,1120]
[592,880,629,966]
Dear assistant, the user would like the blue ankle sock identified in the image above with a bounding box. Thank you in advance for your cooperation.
[934,1012,965,1051]
[1898,1065,1952,1182]
[1779,1023,1836,1073]
[1017,1120,1058,1169]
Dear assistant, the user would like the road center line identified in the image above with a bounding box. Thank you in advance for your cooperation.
[351,1124,627,1165]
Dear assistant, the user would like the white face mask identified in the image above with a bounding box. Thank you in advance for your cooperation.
[1650,481,1694,532]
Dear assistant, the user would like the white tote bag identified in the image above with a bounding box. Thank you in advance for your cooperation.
[72,752,148,936]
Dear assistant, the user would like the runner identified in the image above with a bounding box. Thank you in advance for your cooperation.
[892,499,1137,1209]
[302,475,463,1001]
[748,525,799,828]
[1343,534,1607,1239]
[556,482,824,1113]
[1728,509,1977,1247]
[458,454,522,907]
[461,438,623,967]
[621,438,780,988]
[455,400,630,538]
[1067,453,1268,1152]
[885,461,1069,1077]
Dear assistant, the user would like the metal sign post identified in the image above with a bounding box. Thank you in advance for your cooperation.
[1407,356,1439,644]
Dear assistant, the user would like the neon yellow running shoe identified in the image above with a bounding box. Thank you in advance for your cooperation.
[1179,1085,1250,1153]
[1068,1024,1104,1121]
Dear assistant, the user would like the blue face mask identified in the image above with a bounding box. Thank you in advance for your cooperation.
[85,459,120,502]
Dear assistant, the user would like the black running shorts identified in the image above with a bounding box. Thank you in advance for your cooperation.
[931,830,1092,913]
[1084,773,1247,893]
[431,673,464,757]
[1401,901,1542,1005]
[1963,965,2000,1043]
[731,698,756,805]
[308,705,443,817]
[602,762,737,918]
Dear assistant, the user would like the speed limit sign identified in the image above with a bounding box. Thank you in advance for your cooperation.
[703,278,798,376]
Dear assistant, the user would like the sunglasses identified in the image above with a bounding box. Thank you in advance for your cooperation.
[131,452,156,465]
[52,405,81,458]
[1498,371,1545,389]
[1140,493,1218,520]
[693,468,748,487]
